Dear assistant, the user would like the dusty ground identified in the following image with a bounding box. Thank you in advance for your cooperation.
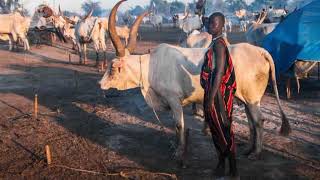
[0,26,319,180]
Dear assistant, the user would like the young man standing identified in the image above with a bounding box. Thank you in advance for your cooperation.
[200,12,238,178]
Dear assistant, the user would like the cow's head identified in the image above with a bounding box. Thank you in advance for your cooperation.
[177,11,189,29]
[100,0,148,90]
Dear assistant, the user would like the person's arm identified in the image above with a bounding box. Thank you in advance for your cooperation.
[209,41,226,106]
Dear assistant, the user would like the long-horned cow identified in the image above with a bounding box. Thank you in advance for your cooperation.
[149,13,163,31]
[100,0,291,166]
[75,9,107,69]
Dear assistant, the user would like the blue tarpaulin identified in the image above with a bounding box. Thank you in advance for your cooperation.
[262,0,320,75]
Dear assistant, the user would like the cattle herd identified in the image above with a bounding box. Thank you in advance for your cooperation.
[0,0,318,179]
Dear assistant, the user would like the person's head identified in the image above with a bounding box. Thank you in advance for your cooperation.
[207,12,225,36]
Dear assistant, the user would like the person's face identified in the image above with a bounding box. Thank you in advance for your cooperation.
[208,16,223,35]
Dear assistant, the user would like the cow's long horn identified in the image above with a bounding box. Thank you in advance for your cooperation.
[109,0,126,57]
[183,11,189,20]
[58,5,62,16]
[127,11,149,53]
[64,16,76,25]
[83,8,93,20]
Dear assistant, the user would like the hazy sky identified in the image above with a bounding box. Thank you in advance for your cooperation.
[23,0,255,15]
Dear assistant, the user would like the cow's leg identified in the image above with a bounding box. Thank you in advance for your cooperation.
[93,41,100,68]
[83,43,87,65]
[296,77,300,94]
[72,39,77,53]
[286,78,291,99]
[103,51,107,70]
[242,104,255,155]
[21,36,30,51]
[192,103,198,115]
[96,51,100,68]
[167,97,187,167]
[246,104,264,159]
[11,33,18,51]
[78,43,82,64]
[8,35,13,51]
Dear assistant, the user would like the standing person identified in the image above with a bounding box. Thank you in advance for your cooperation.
[200,12,238,178]
[195,0,206,16]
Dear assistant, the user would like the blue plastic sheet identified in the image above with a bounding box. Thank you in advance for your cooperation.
[262,0,320,75]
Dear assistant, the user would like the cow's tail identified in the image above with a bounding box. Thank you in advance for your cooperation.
[263,50,291,136]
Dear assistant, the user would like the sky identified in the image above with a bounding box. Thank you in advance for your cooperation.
[22,0,255,15]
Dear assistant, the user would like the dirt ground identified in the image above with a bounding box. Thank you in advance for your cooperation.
[0,26,319,180]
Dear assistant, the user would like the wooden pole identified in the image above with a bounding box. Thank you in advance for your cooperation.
[34,94,38,119]
[45,145,52,165]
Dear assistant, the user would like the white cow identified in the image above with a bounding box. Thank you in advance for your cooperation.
[100,0,291,167]
[0,12,31,51]
[75,9,107,69]
[149,14,163,31]
[240,20,249,32]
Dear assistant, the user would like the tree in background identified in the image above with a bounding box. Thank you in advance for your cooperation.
[81,0,106,17]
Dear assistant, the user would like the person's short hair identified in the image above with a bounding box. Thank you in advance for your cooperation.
[208,12,225,25]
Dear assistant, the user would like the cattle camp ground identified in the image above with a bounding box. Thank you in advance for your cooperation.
[0,1,319,179]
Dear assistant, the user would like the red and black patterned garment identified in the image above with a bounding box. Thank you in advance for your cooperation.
[200,38,237,155]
